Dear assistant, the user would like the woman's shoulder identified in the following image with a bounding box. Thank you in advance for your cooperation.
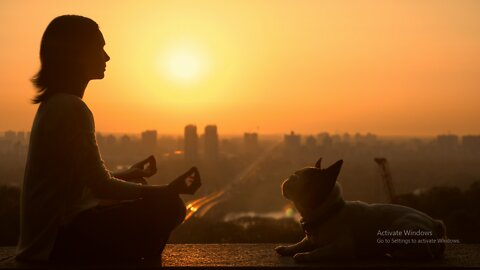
[46,93,86,106]
[39,93,92,124]
[42,93,89,113]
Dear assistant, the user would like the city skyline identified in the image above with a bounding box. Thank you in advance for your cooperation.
[2,126,480,140]
[2,124,479,147]
[2,127,480,140]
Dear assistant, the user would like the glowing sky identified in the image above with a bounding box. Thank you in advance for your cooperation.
[0,0,479,135]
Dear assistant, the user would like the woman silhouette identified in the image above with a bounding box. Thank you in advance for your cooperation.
[16,15,201,263]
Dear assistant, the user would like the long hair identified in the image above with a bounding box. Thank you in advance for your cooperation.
[32,15,100,104]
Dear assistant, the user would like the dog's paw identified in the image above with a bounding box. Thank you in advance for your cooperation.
[275,246,290,256]
[293,252,310,263]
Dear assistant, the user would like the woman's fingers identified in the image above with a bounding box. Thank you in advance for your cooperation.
[145,156,157,175]
[147,155,156,168]
[180,166,196,178]
[185,167,201,194]
[132,155,157,177]
[167,167,202,194]
[135,155,156,168]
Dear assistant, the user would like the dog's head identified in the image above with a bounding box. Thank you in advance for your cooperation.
[282,158,343,211]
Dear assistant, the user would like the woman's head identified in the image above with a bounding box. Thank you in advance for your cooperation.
[32,15,110,103]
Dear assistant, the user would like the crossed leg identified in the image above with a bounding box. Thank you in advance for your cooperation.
[50,193,186,263]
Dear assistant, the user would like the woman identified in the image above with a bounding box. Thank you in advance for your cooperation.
[16,15,201,263]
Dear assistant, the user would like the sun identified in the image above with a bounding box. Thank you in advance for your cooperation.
[159,45,208,85]
[167,51,201,81]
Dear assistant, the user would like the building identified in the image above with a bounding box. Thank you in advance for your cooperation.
[184,125,198,162]
[305,135,317,148]
[462,135,480,153]
[120,134,133,154]
[317,132,332,147]
[141,130,157,153]
[355,133,378,145]
[204,125,219,161]
[436,134,459,149]
[284,131,301,150]
[4,130,16,142]
[16,131,25,143]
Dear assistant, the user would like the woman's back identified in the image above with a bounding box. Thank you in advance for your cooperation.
[17,93,99,261]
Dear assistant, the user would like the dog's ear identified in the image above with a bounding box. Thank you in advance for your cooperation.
[315,158,322,168]
[311,160,343,206]
[324,160,343,181]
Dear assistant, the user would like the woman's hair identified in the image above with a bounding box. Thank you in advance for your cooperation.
[32,15,100,104]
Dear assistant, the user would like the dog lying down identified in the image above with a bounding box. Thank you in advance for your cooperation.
[275,158,446,263]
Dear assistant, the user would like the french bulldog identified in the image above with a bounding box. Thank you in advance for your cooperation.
[275,158,446,262]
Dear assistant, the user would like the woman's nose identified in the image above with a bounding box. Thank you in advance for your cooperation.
[104,50,110,62]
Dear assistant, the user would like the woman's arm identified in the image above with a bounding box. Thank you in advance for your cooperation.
[64,100,147,200]
[66,98,199,199]
[77,130,199,198]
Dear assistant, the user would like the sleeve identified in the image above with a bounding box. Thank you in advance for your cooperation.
[67,100,143,200]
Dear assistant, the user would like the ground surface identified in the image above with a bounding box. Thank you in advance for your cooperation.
[1,243,480,268]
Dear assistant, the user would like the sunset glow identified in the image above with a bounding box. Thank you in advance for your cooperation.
[159,45,208,85]
[0,1,479,135]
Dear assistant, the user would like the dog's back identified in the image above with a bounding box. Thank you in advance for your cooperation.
[343,201,446,259]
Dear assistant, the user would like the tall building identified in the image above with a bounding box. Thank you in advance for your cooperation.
[184,125,198,162]
[204,125,219,161]
[141,130,157,153]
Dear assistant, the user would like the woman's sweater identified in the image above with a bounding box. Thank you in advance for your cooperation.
[16,93,143,261]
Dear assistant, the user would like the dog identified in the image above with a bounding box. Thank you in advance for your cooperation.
[275,158,446,262]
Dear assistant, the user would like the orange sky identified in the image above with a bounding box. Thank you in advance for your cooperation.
[1,0,479,136]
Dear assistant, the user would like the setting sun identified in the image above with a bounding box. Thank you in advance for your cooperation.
[159,45,208,85]
[0,1,479,135]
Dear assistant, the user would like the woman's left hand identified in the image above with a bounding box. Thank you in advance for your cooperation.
[129,155,157,178]
[112,155,157,182]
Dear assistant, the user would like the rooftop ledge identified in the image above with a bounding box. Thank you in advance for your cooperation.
[1,243,480,269]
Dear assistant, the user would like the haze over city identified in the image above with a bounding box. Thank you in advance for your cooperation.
[1,0,479,136]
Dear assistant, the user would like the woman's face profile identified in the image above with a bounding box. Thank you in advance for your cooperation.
[79,30,110,81]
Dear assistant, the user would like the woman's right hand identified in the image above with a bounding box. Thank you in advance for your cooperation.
[168,167,201,195]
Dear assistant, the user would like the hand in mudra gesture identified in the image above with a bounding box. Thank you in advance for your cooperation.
[129,155,157,178]
[168,167,201,195]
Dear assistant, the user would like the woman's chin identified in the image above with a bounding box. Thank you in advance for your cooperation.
[91,72,105,80]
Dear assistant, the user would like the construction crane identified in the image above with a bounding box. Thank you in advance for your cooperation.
[374,158,397,203]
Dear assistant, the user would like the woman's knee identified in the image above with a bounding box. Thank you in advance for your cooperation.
[149,194,185,223]
[141,193,186,228]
